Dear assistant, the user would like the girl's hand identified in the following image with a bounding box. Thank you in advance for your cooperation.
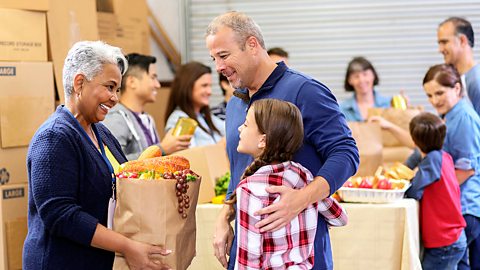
[213,205,234,269]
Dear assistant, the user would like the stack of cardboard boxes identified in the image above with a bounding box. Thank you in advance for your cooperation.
[0,0,54,269]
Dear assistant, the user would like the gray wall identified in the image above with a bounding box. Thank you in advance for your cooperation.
[185,0,480,109]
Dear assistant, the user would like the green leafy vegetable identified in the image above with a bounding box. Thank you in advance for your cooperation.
[215,172,230,196]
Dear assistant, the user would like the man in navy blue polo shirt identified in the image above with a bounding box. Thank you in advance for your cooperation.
[206,11,359,270]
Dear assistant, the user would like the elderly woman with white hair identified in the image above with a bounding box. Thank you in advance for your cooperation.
[23,41,171,270]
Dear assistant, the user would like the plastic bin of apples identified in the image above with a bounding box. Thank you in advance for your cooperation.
[336,163,414,203]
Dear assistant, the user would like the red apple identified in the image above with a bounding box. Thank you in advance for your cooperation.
[377,178,392,190]
[343,180,355,188]
[358,177,373,189]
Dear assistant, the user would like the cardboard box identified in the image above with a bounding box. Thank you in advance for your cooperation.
[47,0,99,104]
[0,146,28,186]
[0,62,54,148]
[97,0,148,21]
[0,8,47,61]
[96,0,150,55]
[97,11,150,55]
[176,144,230,204]
[114,0,150,55]
[0,183,28,270]
[116,15,150,55]
[96,0,114,13]
[110,0,148,18]
[97,12,117,45]
[0,0,48,11]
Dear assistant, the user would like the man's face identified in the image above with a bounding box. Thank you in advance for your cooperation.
[136,63,160,103]
[437,22,463,65]
[206,26,253,89]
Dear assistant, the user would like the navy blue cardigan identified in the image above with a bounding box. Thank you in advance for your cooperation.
[23,106,127,269]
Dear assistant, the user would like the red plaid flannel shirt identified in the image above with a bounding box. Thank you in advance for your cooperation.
[235,161,348,270]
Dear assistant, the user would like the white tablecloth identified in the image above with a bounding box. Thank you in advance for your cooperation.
[330,199,421,270]
[189,199,421,270]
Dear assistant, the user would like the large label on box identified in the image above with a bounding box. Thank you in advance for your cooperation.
[3,187,25,200]
[0,66,15,76]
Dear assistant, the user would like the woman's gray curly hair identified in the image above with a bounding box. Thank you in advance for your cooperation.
[62,40,128,101]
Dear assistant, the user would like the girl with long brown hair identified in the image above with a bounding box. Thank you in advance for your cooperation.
[228,99,347,269]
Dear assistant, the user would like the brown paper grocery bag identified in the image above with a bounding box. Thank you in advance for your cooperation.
[368,107,422,147]
[113,177,201,270]
[348,122,383,176]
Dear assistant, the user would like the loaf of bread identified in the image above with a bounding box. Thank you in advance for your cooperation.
[137,145,163,160]
[118,155,190,175]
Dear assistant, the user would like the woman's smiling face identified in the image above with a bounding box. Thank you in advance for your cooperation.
[423,79,461,115]
[76,63,122,124]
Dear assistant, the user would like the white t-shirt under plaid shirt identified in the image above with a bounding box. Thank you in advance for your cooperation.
[234,161,348,270]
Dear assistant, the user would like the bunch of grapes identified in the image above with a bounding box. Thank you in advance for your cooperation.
[163,169,198,219]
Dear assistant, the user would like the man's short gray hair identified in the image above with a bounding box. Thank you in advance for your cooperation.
[63,40,128,101]
[206,11,266,50]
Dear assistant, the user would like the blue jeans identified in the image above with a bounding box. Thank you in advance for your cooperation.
[423,230,467,270]
[458,215,480,270]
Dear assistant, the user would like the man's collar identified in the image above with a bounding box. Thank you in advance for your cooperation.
[232,62,288,102]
